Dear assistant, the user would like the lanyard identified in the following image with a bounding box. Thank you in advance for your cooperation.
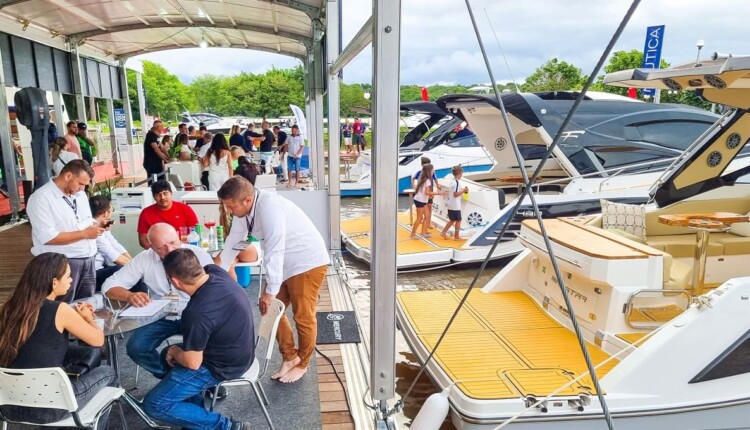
[62,196,78,218]
[244,190,260,241]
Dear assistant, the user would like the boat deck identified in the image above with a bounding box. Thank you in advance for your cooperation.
[341,211,469,258]
[397,289,619,400]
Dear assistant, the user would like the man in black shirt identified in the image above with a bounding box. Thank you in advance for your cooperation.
[143,248,254,430]
[143,120,168,184]
[257,121,276,174]
[241,123,261,153]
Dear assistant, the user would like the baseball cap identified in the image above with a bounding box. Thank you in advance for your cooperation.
[77,122,87,130]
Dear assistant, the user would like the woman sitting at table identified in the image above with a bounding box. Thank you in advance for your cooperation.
[0,253,116,425]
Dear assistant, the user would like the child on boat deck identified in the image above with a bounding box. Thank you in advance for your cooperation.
[411,163,446,239]
[441,165,468,240]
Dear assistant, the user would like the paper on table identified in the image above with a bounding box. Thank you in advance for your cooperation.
[119,299,171,317]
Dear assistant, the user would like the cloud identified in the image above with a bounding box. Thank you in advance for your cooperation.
[136,0,750,87]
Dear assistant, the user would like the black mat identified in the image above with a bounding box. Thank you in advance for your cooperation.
[317,311,361,344]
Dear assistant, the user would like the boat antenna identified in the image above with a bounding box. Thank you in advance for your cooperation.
[398,1,642,429]
[484,8,520,93]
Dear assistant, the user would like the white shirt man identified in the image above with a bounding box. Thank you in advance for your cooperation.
[26,160,102,302]
[218,177,329,383]
[102,223,213,379]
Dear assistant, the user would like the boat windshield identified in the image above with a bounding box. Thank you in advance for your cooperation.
[534,101,720,177]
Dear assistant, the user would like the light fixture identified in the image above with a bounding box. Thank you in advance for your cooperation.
[695,39,705,66]
[199,37,208,48]
[363,92,371,100]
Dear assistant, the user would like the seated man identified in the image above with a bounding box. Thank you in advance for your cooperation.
[144,248,254,430]
[102,223,213,379]
[137,180,199,249]
[89,195,136,291]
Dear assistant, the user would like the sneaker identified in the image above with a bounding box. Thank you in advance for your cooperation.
[230,421,251,430]
[205,386,228,401]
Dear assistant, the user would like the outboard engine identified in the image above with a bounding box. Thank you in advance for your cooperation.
[14,87,50,189]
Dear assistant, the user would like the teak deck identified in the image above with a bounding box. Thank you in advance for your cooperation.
[398,289,619,400]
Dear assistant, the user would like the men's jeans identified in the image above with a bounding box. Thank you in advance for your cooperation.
[63,257,96,303]
[259,152,274,174]
[143,364,232,430]
[126,319,181,379]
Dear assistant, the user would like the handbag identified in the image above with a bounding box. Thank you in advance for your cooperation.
[63,344,102,378]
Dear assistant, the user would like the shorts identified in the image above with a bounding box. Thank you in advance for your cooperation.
[287,155,302,172]
[448,209,462,221]
[344,137,352,146]
[414,200,427,208]
[428,198,434,204]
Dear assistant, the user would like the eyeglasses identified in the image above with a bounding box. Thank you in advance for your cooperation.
[154,240,180,253]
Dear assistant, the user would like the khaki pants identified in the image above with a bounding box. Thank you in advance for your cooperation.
[275,265,328,368]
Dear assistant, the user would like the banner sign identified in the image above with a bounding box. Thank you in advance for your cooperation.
[289,104,308,141]
[113,108,128,149]
[641,25,665,97]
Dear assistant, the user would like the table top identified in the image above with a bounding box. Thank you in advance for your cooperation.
[95,304,174,337]
[657,212,749,227]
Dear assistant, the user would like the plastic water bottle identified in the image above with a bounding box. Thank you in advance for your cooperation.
[187,227,199,246]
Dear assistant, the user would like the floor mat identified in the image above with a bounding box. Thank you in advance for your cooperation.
[316,311,361,344]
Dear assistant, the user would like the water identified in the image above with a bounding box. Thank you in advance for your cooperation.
[340,196,497,428]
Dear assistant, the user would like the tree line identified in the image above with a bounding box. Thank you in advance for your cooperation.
[126,49,711,122]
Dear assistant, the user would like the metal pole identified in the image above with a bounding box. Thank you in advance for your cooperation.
[106,98,120,174]
[118,60,135,146]
[312,26,326,190]
[370,0,401,425]
[51,92,65,132]
[330,16,373,77]
[0,47,21,221]
[69,44,87,122]
[327,0,342,251]
[136,71,147,131]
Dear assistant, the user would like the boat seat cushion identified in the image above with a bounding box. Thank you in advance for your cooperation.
[663,258,693,290]
[646,235,724,258]
[729,211,750,236]
[711,233,750,255]
[600,199,646,239]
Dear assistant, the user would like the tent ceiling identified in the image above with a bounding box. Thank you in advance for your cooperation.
[0,0,323,61]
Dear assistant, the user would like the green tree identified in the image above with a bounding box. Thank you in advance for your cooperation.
[592,49,670,96]
[137,60,194,121]
[521,58,586,92]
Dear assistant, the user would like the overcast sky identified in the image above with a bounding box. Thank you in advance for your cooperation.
[136,0,748,87]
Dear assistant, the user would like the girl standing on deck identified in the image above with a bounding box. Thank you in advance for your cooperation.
[0,253,115,425]
[410,163,444,239]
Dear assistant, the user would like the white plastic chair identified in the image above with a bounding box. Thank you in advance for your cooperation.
[0,367,125,429]
[206,298,285,430]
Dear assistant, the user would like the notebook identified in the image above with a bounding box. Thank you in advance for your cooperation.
[119,299,171,318]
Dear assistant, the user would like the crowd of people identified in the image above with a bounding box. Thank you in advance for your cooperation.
[143,119,308,190]
[0,155,329,429]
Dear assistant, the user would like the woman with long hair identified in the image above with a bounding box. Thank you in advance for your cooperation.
[0,253,115,424]
[234,160,262,185]
[229,124,244,149]
[49,137,79,177]
[203,133,233,191]
[410,163,444,239]
[176,133,192,161]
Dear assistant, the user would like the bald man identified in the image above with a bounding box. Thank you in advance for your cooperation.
[102,223,214,378]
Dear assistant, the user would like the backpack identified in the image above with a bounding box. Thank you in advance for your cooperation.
[47,123,58,144]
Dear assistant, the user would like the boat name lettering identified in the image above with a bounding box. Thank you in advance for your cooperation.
[561,130,585,142]
[566,287,587,303]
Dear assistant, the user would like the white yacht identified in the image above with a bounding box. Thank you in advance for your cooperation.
[340,102,494,197]
[397,56,750,429]
[342,91,720,269]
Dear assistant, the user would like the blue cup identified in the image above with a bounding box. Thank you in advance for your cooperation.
[235,265,252,288]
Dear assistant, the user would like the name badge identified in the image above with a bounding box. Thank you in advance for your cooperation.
[232,241,254,251]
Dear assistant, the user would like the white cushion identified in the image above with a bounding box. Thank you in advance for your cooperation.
[729,211,750,236]
[600,199,646,239]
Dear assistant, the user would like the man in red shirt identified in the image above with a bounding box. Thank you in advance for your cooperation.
[137,180,199,249]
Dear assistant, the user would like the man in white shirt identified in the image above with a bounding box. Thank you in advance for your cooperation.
[218,176,330,383]
[102,223,213,379]
[286,125,305,187]
[26,159,102,302]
